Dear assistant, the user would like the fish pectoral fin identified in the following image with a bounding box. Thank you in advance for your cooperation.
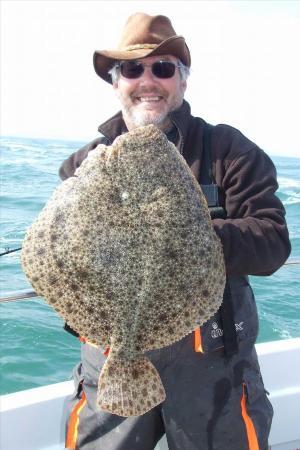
[96,354,166,417]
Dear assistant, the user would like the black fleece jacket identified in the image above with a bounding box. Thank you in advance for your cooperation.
[59,100,291,277]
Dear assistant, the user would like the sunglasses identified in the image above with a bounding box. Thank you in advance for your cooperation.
[115,60,182,79]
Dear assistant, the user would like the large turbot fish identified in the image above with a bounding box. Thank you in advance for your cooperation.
[21,125,225,417]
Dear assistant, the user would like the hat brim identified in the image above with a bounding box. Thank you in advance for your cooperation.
[93,36,191,84]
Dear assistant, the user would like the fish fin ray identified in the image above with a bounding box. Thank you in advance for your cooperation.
[97,355,165,416]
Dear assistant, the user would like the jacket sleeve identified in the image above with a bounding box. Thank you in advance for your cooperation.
[212,147,291,276]
[59,137,107,180]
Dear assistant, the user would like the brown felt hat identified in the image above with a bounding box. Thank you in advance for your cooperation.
[93,13,191,84]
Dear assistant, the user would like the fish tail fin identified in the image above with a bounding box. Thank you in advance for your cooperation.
[97,355,166,416]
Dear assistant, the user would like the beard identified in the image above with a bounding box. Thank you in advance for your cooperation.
[119,86,183,131]
[124,108,169,129]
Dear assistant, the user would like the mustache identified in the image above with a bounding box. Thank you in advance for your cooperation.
[131,87,168,97]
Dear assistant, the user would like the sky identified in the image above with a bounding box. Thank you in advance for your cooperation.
[1,0,300,158]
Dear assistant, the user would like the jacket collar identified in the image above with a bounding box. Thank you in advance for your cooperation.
[98,100,192,150]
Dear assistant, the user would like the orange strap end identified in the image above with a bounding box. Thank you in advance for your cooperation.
[194,328,204,353]
[103,347,110,357]
[241,383,259,450]
[65,392,87,449]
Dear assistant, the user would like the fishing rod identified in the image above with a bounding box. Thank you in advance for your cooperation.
[0,247,22,256]
[1,258,299,304]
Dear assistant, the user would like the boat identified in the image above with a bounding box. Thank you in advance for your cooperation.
[1,334,299,449]
[1,277,300,450]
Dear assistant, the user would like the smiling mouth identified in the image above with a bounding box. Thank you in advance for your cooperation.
[135,96,163,103]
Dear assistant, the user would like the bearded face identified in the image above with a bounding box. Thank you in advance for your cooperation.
[113,55,187,131]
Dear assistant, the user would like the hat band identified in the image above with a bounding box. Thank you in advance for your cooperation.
[123,44,157,51]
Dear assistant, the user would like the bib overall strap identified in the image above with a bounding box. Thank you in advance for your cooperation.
[220,280,239,356]
[200,122,238,356]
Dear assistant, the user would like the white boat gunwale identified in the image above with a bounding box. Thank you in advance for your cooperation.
[1,338,300,450]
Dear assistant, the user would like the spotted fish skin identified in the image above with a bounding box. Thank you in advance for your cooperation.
[21,125,225,416]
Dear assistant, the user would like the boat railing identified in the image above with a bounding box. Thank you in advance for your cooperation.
[1,258,299,303]
[0,288,38,302]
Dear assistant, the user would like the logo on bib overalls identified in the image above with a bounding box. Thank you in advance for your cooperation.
[211,322,223,338]
[211,321,244,338]
[235,322,244,331]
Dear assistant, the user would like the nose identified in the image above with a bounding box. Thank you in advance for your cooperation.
[138,65,158,84]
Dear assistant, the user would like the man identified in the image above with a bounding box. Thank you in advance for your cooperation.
[61,13,291,450]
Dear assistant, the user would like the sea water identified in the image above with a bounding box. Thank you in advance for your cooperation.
[0,136,299,395]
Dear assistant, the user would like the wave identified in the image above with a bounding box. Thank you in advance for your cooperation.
[277,176,300,208]
[283,196,300,206]
[278,177,300,189]
[1,136,83,153]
